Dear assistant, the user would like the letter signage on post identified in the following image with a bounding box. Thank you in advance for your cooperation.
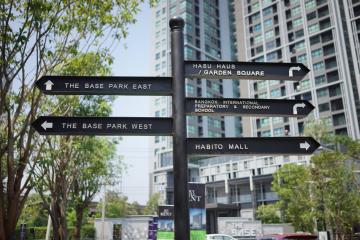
[186,98,314,117]
[35,76,172,95]
[187,137,320,156]
[184,60,309,81]
[32,116,173,136]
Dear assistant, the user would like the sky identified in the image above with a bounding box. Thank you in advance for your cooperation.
[110,3,153,205]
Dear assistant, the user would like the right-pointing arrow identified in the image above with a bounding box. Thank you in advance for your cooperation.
[293,102,306,115]
[300,141,311,151]
[289,66,301,77]
[41,121,53,130]
[45,80,54,91]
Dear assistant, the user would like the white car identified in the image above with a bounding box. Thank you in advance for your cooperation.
[206,234,237,240]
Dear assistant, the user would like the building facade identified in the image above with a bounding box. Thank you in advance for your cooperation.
[148,0,360,233]
[149,0,242,204]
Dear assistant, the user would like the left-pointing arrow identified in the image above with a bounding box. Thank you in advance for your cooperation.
[41,121,53,130]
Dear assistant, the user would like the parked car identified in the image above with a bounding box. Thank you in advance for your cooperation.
[207,234,237,240]
[257,233,318,240]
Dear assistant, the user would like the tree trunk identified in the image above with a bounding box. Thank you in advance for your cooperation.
[72,206,84,240]
[51,199,68,240]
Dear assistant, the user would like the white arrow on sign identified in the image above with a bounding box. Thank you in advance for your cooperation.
[289,66,301,77]
[45,80,54,90]
[300,141,310,151]
[293,102,306,114]
[41,121,53,130]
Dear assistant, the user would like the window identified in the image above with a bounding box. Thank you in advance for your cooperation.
[266,40,276,50]
[297,54,307,62]
[269,80,280,86]
[251,12,261,22]
[258,80,267,90]
[316,88,328,98]
[308,23,320,34]
[265,29,274,39]
[273,117,283,124]
[251,2,260,12]
[232,163,238,170]
[263,6,272,16]
[299,79,310,90]
[315,75,326,85]
[262,130,271,136]
[291,6,301,16]
[170,5,176,15]
[294,41,305,51]
[274,127,283,136]
[186,84,195,95]
[259,92,268,98]
[187,125,196,135]
[155,63,160,71]
[264,18,273,27]
[253,23,262,32]
[254,35,263,44]
[305,0,316,9]
[267,52,277,61]
[318,103,330,112]
[293,18,303,28]
[155,52,160,60]
[311,48,323,58]
[260,118,270,126]
[310,35,321,45]
[313,61,324,71]
[270,88,281,97]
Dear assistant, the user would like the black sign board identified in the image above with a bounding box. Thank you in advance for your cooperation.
[158,205,174,220]
[32,116,172,136]
[184,61,309,81]
[185,98,314,117]
[187,137,320,156]
[188,183,205,208]
[35,76,172,95]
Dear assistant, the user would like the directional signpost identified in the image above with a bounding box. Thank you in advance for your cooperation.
[32,116,172,136]
[184,60,310,81]
[35,76,172,95]
[187,137,320,156]
[31,16,320,240]
[185,98,315,117]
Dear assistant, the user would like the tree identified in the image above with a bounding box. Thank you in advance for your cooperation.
[310,143,360,239]
[273,120,360,238]
[272,163,314,232]
[32,52,121,240]
[0,1,154,239]
[70,136,120,240]
[143,193,160,215]
[18,194,48,227]
[256,204,280,224]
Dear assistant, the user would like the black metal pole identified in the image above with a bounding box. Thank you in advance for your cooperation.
[170,17,190,240]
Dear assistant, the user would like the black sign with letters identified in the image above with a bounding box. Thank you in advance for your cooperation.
[35,76,172,95]
[187,137,320,156]
[185,98,314,117]
[32,116,172,136]
[185,60,309,81]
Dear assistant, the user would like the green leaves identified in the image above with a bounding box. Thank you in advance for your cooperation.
[273,134,360,237]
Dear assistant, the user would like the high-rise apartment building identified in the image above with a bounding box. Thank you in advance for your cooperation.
[149,0,241,204]
[198,0,360,231]
[148,0,360,233]
[235,0,360,139]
